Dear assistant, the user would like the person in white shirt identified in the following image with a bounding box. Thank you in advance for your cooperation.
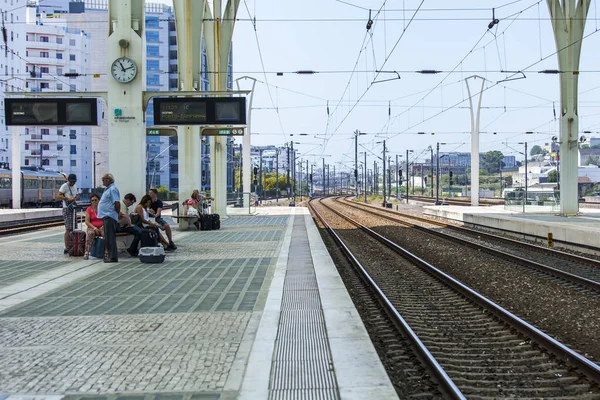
[57,173,80,254]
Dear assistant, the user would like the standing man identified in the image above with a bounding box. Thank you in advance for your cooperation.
[118,193,142,257]
[97,173,120,263]
[149,188,176,250]
[57,173,80,254]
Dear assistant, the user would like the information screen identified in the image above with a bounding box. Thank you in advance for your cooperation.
[10,101,58,125]
[215,101,241,122]
[157,100,207,125]
[5,98,100,126]
[153,97,246,126]
[66,102,92,124]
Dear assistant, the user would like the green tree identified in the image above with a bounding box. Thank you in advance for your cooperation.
[530,145,545,156]
[481,151,505,174]
[585,155,599,166]
[548,170,558,182]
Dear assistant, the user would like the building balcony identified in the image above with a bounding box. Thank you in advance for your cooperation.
[26,41,66,51]
[26,57,66,66]
[29,134,43,140]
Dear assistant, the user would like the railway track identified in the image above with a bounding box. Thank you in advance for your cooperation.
[339,197,600,289]
[309,198,600,399]
[0,217,65,236]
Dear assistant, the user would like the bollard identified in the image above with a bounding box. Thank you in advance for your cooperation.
[547,232,554,248]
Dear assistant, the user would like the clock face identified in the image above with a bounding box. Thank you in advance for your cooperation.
[111,57,137,83]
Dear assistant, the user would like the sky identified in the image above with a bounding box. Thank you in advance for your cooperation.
[155,0,600,170]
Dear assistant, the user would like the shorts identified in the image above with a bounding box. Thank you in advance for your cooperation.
[62,207,76,230]
[155,216,167,226]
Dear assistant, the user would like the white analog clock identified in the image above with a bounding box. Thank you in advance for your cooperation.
[110,57,138,83]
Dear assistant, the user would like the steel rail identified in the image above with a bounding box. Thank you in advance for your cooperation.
[339,197,600,291]
[309,199,466,400]
[318,197,600,383]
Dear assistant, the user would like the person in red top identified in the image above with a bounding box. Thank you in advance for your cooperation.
[83,193,104,260]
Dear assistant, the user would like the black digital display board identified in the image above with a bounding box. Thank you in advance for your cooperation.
[5,98,100,126]
[153,97,246,126]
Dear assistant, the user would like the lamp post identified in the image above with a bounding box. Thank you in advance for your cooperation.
[428,145,434,197]
[435,142,446,205]
[354,130,366,197]
[364,151,367,203]
[406,149,413,203]
[519,142,528,213]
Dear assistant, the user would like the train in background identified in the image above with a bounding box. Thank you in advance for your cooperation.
[0,167,67,208]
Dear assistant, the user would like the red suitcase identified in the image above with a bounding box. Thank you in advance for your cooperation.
[67,207,86,257]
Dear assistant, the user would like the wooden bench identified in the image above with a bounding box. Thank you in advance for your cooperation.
[116,232,134,251]
[171,203,198,231]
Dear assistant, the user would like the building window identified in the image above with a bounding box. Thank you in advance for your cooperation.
[41,129,49,135]
[40,51,49,58]
[70,145,76,154]
[40,36,49,42]
[146,31,159,42]
[68,69,76,79]
[56,53,63,59]
[56,83,62,90]
[57,145,63,151]
[57,160,63,167]
[40,82,49,89]
[146,74,160,86]
[69,129,76,139]
[56,67,63,75]
[42,159,50,166]
[57,129,63,136]
[147,59,159,71]
[56,38,62,44]
[24,143,29,150]
[146,16,160,28]
[70,160,76,167]
[40,67,49,73]
[69,39,76,46]
[42,144,50,150]
[146,45,159,57]
[25,159,29,166]
[69,54,76,61]
[69,84,76,92]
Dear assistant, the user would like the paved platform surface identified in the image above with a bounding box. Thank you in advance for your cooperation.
[423,204,600,250]
[0,206,397,400]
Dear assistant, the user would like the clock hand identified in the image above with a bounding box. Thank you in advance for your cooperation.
[118,61,126,72]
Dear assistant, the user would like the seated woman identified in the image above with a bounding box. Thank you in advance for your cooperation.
[184,190,202,230]
[134,194,172,251]
[83,193,104,260]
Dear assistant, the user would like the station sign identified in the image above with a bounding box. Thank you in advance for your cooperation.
[146,127,177,136]
[153,97,246,126]
[5,98,101,126]
[201,127,245,136]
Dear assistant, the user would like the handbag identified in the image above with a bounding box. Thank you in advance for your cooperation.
[187,207,199,217]
[90,237,105,259]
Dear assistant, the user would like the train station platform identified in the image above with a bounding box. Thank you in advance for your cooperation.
[423,204,600,252]
[0,207,62,224]
[0,207,397,400]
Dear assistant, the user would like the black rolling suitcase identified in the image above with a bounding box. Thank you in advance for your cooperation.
[141,228,159,247]
[67,207,86,257]
[201,201,219,230]
[200,214,213,231]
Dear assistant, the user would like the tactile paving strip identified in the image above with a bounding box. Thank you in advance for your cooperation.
[268,217,340,400]
[177,229,283,244]
[0,258,271,317]
[222,216,288,226]
[0,260,66,288]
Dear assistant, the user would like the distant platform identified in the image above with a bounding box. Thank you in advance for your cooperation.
[423,204,600,252]
[0,208,63,223]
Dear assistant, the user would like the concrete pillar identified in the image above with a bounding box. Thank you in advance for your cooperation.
[173,0,204,219]
[547,0,591,215]
[204,0,241,216]
[465,75,485,207]
[107,0,145,199]
[11,126,21,209]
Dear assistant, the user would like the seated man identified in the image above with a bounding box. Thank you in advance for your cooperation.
[149,188,176,250]
[117,192,142,257]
